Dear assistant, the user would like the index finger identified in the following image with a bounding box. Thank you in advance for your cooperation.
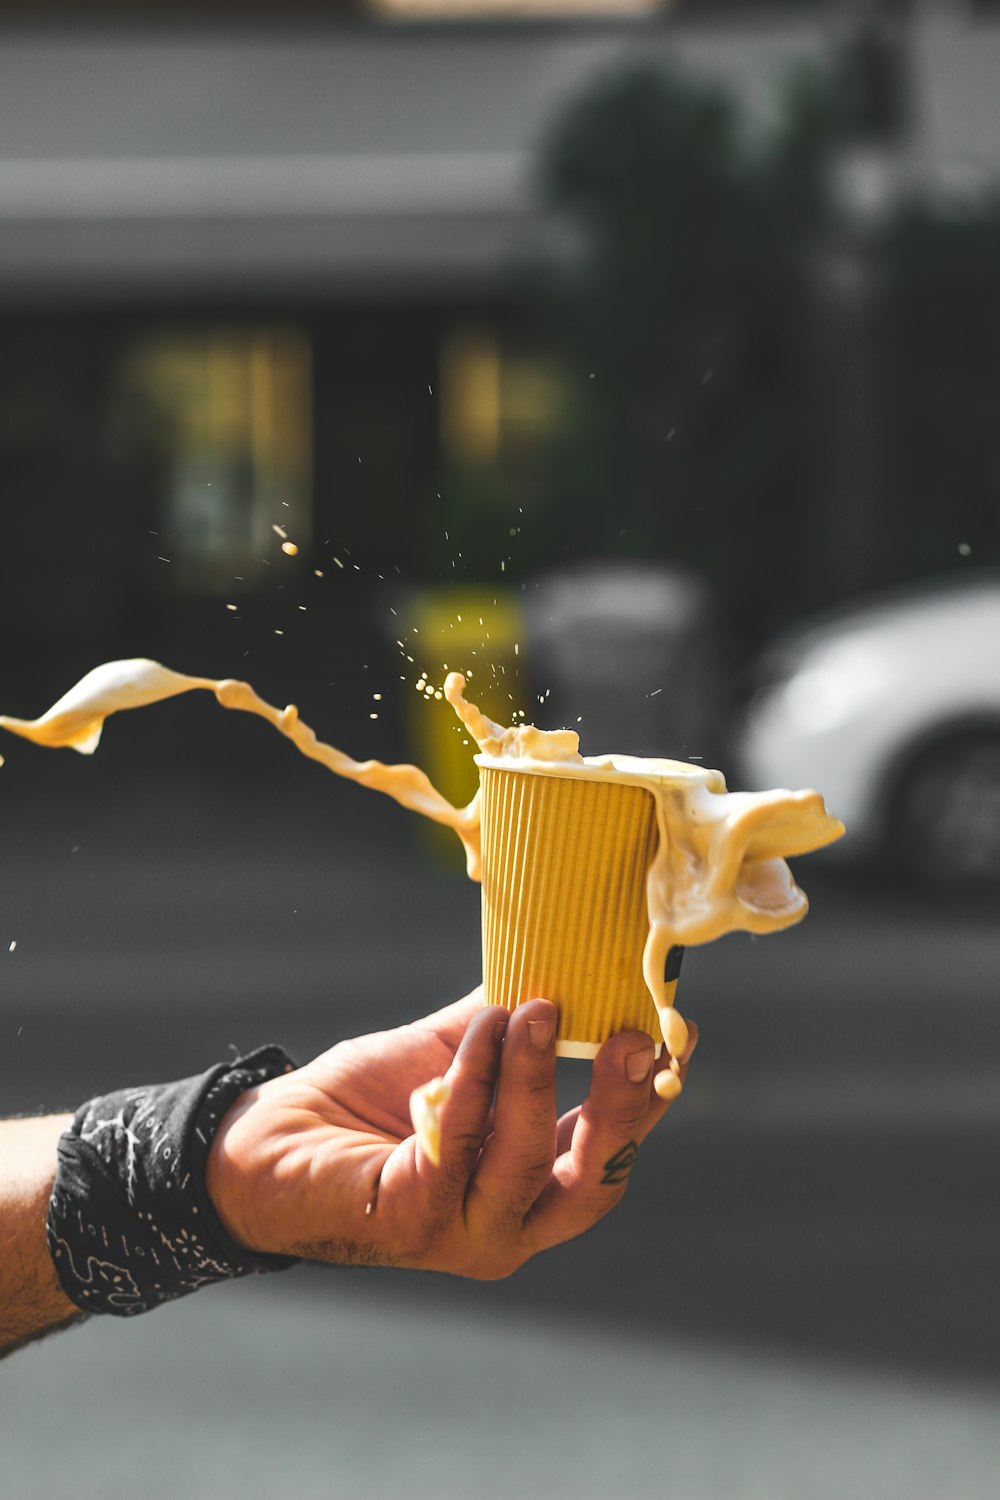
[415,1002,507,1206]
[465,999,559,1240]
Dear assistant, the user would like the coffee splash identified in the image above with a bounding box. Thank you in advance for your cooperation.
[0,659,483,876]
[2,658,843,1108]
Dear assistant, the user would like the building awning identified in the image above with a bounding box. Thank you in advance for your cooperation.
[0,17,858,302]
[0,150,546,301]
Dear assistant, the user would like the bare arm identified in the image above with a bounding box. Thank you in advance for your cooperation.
[0,1115,84,1357]
[1,993,697,1356]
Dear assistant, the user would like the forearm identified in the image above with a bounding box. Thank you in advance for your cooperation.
[0,1115,83,1357]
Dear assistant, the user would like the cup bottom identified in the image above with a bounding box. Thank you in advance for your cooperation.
[555,1037,664,1060]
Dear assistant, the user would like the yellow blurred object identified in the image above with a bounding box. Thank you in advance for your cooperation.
[111,325,312,593]
[439,326,501,467]
[405,587,524,864]
[439,324,564,469]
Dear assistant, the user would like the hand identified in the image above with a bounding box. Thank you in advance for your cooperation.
[205,989,697,1281]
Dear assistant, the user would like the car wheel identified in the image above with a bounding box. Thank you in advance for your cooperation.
[889,730,1000,885]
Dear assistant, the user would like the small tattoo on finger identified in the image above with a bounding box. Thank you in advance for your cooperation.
[601,1140,639,1185]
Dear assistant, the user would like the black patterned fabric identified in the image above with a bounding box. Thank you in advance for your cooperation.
[46,1045,300,1317]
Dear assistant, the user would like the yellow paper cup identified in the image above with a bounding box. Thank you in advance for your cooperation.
[479,761,671,1056]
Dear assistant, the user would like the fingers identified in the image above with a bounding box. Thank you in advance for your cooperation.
[554,1021,698,1156]
[465,999,558,1239]
[525,1018,696,1253]
[556,1105,581,1157]
[378,1003,695,1279]
[567,1030,660,1178]
[420,1003,507,1203]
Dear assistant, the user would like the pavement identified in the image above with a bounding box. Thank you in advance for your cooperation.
[4,1278,1000,1500]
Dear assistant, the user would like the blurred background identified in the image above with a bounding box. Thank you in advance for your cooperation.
[3,2,1000,1497]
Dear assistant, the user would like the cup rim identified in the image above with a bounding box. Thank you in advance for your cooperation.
[475,752,720,793]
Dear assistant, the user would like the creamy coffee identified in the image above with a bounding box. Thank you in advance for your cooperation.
[1,656,843,1118]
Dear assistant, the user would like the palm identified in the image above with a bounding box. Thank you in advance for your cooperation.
[296,992,480,1145]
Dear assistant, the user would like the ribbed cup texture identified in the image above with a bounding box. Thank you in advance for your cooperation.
[480,765,660,1048]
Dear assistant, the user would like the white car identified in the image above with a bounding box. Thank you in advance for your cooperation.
[737,573,1000,884]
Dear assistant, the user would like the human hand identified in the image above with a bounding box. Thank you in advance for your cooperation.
[205,990,697,1281]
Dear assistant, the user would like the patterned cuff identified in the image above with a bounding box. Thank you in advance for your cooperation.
[46,1045,300,1317]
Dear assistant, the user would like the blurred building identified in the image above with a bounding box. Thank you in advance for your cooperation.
[0,0,999,688]
[0,6,840,307]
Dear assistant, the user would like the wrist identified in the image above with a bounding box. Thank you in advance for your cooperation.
[47,1046,301,1318]
[204,1085,267,1254]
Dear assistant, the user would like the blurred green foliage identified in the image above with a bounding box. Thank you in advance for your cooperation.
[514,63,835,633]
[442,52,998,637]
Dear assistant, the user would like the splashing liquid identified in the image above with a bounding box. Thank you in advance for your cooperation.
[2,659,843,1102]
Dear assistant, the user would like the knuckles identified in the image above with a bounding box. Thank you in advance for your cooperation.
[606,1099,650,1137]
